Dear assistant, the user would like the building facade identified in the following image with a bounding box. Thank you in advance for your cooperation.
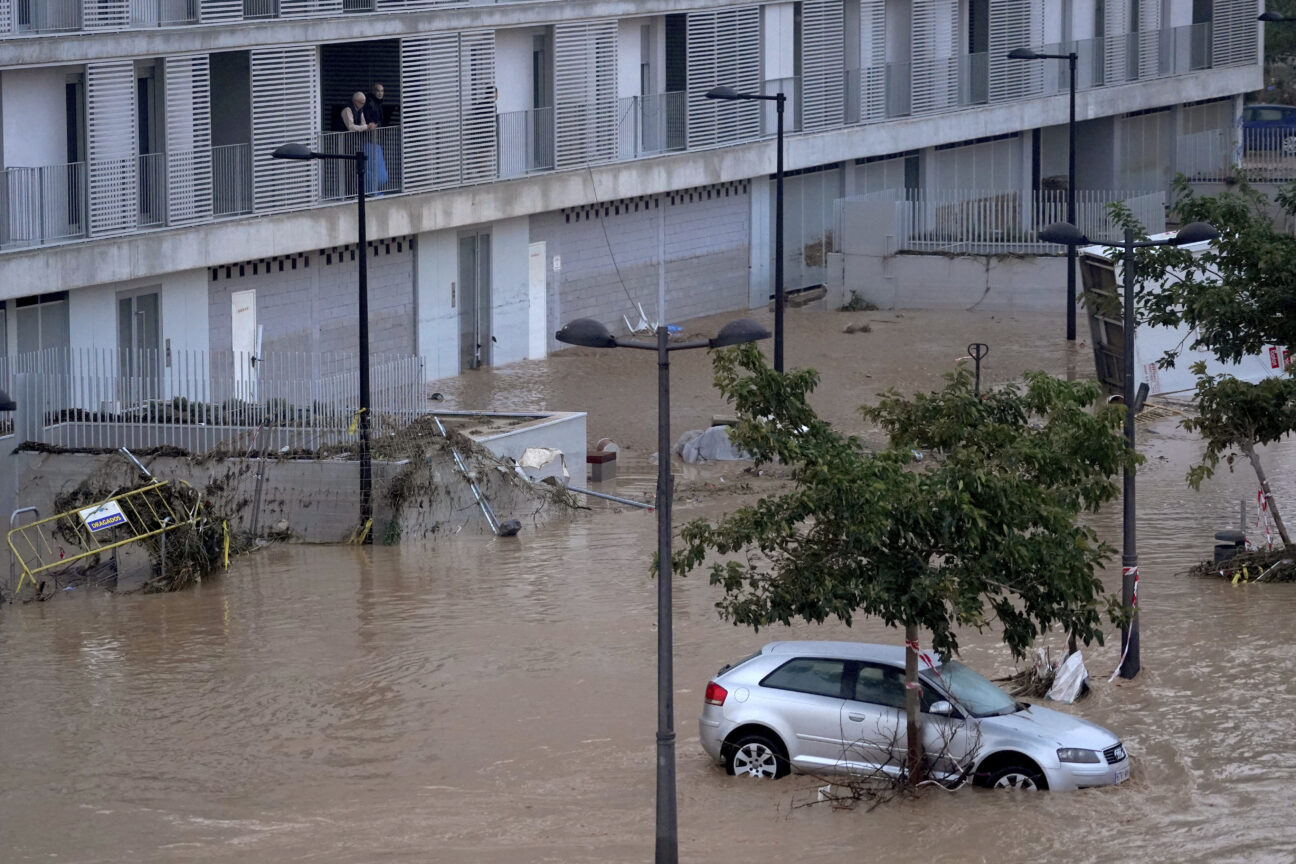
[0,0,1264,387]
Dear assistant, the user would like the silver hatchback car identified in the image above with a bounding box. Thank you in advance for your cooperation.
[698,641,1130,791]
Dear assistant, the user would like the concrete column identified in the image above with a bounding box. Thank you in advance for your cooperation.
[748,175,772,309]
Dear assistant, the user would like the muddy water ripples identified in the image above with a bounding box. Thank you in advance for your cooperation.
[3,310,1296,862]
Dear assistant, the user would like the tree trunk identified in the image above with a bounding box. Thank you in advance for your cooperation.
[904,622,925,786]
[1243,440,1293,549]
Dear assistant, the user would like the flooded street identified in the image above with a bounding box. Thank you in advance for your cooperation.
[4,308,1296,863]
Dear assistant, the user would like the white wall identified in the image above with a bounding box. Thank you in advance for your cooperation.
[489,216,532,366]
[618,19,642,97]
[415,229,459,381]
[764,4,796,80]
[67,270,209,354]
[496,28,541,114]
[2,67,73,168]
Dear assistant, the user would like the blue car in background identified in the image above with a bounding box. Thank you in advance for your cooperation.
[1242,103,1296,155]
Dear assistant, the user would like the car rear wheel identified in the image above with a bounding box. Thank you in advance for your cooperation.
[988,763,1046,790]
[1282,135,1296,157]
[727,733,788,779]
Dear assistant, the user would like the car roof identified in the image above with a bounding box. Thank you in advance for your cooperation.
[1246,103,1295,110]
[760,641,935,667]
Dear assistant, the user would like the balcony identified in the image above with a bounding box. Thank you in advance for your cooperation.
[213,144,253,217]
[1,162,87,249]
[617,92,687,160]
[314,126,403,199]
[129,0,198,26]
[15,0,81,32]
[497,107,555,179]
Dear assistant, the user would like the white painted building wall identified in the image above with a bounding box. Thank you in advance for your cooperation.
[1,67,72,168]
[415,229,459,382]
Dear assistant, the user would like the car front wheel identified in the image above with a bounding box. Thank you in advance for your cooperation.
[727,733,788,779]
[987,763,1047,790]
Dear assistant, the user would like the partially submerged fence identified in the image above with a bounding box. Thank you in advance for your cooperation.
[835,188,1167,255]
[0,347,425,453]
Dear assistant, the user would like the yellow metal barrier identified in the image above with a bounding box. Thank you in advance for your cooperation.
[6,481,199,594]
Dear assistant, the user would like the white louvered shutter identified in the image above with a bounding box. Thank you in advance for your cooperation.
[1214,0,1258,67]
[250,46,319,212]
[1138,0,1160,78]
[460,31,498,183]
[911,0,958,114]
[378,0,454,10]
[686,7,761,149]
[859,0,886,121]
[84,0,128,29]
[86,61,137,236]
[165,54,212,225]
[801,0,845,131]
[554,21,618,170]
[200,0,242,22]
[1104,0,1128,85]
[401,35,451,193]
[988,0,1041,102]
[0,2,11,35]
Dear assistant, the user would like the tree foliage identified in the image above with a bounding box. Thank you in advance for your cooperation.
[674,345,1135,661]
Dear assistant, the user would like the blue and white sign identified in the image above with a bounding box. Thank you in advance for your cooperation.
[79,501,128,533]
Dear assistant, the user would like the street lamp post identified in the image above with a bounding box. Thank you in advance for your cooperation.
[1258,11,1296,22]
[555,317,769,864]
[272,142,372,541]
[1008,46,1079,341]
[1038,220,1219,679]
[705,85,787,372]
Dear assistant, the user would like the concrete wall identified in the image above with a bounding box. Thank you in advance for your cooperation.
[531,180,751,342]
[66,268,210,354]
[841,249,1067,313]
[206,238,415,357]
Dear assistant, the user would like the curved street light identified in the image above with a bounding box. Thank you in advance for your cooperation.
[556,316,769,864]
[1038,219,1219,680]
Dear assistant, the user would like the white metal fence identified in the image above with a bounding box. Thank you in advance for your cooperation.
[835,188,1167,255]
[0,348,425,453]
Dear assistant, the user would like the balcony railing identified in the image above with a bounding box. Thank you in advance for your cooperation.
[763,77,800,134]
[959,52,989,107]
[498,107,555,179]
[138,152,167,228]
[15,0,81,32]
[1,162,87,249]
[617,92,687,159]
[213,144,254,217]
[313,126,403,200]
[243,0,279,18]
[129,0,198,26]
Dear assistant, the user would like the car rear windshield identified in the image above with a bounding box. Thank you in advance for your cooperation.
[926,660,1018,717]
[718,651,761,676]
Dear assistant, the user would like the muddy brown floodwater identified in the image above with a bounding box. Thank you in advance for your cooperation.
[3,308,1296,863]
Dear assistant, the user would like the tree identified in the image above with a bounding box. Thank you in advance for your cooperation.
[1181,367,1296,549]
[1114,181,1296,550]
[675,346,1133,784]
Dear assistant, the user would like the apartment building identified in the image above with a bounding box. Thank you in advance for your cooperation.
[0,0,1262,388]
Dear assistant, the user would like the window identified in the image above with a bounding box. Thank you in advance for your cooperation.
[761,657,847,698]
[850,663,907,708]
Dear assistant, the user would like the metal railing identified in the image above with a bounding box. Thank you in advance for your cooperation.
[960,52,989,107]
[129,0,198,25]
[1176,128,1236,181]
[617,92,687,159]
[242,0,279,18]
[1,162,88,249]
[213,143,254,217]
[763,77,800,135]
[498,107,555,179]
[138,152,168,228]
[1239,126,1296,180]
[3,347,426,453]
[15,0,81,32]
[314,126,403,200]
[837,188,1166,255]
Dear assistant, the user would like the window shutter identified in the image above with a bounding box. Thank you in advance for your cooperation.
[859,0,886,122]
[250,46,319,212]
[165,54,213,225]
[377,0,457,10]
[1138,0,1160,78]
[1104,0,1128,85]
[84,0,128,29]
[1214,0,1257,67]
[459,30,498,183]
[687,6,761,149]
[0,2,11,35]
[988,0,1041,102]
[401,35,452,193]
[800,0,845,131]
[199,0,242,22]
[554,21,618,169]
[911,0,957,114]
[86,60,137,236]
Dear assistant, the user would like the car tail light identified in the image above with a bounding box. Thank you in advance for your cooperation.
[704,681,728,706]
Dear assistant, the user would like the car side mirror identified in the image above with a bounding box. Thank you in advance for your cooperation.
[928,700,956,716]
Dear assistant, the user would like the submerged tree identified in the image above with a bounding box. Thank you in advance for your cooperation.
[1114,181,1296,548]
[675,346,1134,784]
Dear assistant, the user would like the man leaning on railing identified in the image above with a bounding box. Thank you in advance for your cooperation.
[340,91,388,195]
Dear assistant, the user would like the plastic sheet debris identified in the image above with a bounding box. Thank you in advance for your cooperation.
[1046,651,1090,704]
[519,447,569,480]
[674,426,754,464]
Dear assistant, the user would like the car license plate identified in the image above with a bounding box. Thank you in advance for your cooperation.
[1114,766,1129,784]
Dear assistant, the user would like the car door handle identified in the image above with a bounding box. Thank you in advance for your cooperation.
[848,713,866,722]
